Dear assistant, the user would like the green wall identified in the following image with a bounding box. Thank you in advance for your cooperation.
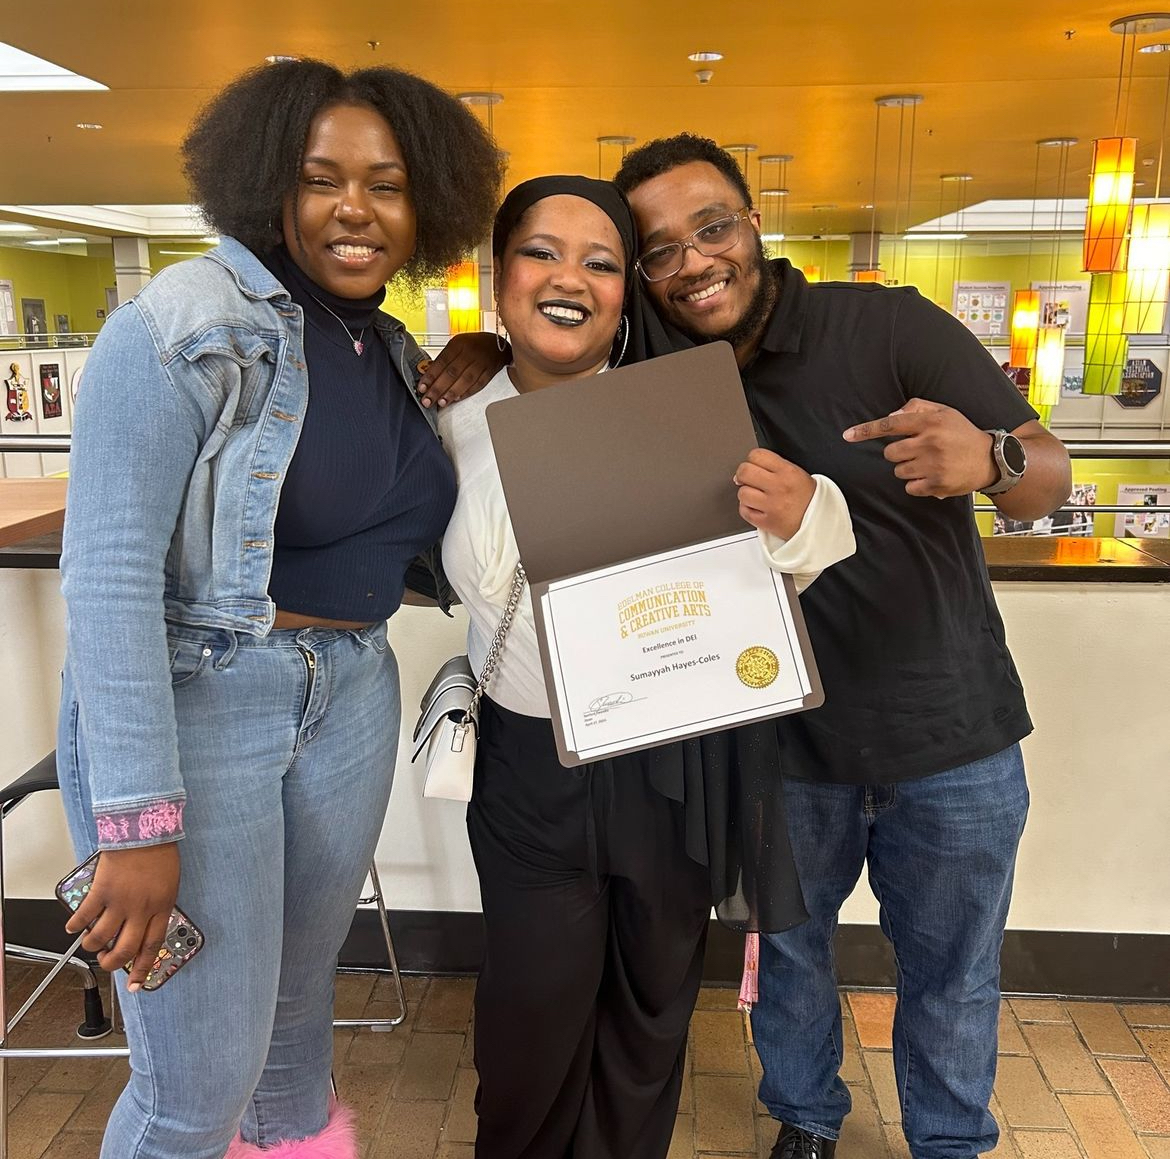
[0,244,114,335]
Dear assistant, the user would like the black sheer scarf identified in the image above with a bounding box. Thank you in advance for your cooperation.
[493,178,807,934]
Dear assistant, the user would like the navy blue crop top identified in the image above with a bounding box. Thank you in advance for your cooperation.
[262,247,456,621]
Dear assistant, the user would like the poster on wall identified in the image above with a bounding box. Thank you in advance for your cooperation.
[1060,351,1166,400]
[1031,280,1090,336]
[952,281,1010,338]
[0,279,16,336]
[4,360,34,423]
[1115,484,1170,538]
[39,363,62,419]
[20,297,47,345]
[993,482,1097,536]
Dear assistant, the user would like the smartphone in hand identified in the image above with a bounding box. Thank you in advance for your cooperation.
[55,851,205,991]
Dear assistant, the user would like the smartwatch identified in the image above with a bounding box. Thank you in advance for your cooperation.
[981,428,1027,495]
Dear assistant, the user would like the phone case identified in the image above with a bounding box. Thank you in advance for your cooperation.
[55,852,205,991]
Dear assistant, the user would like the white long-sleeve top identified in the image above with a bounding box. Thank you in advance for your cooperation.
[439,368,856,719]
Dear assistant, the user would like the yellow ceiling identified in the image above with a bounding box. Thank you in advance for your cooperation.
[4,2,1170,236]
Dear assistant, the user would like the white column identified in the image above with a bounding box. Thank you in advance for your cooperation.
[112,237,152,303]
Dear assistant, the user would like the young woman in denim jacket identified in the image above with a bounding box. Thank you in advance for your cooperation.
[57,60,501,1159]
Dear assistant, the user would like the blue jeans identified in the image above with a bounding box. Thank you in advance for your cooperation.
[58,622,400,1159]
[750,746,1028,1159]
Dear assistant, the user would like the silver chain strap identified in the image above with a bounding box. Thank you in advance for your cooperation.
[460,561,527,725]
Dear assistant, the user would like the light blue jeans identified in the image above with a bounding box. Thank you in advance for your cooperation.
[751,745,1029,1159]
[58,621,400,1159]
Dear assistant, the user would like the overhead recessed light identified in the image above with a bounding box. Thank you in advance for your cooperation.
[688,51,723,62]
[861,203,875,210]
[941,173,973,182]
[596,135,636,146]
[265,55,300,64]
[760,188,789,197]
[28,237,86,246]
[158,250,204,256]
[457,91,503,106]
[904,233,968,241]
[75,122,102,130]
[0,41,107,91]
[761,233,786,242]
[0,223,36,233]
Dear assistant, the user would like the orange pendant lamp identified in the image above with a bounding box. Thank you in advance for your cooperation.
[446,260,479,334]
[1084,137,1137,272]
[1009,290,1041,369]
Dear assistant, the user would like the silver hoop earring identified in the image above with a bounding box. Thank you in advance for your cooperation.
[610,314,630,366]
[494,307,508,353]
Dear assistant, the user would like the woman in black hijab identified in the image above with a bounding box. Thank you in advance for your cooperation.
[438,176,822,1159]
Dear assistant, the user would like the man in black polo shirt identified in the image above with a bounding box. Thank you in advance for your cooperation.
[614,136,1071,1159]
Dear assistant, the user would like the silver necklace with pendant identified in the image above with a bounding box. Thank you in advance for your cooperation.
[309,293,367,356]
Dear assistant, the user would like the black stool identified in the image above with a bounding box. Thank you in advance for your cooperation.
[0,751,407,1157]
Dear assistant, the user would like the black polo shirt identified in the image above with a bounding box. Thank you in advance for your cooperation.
[743,260,1037,784]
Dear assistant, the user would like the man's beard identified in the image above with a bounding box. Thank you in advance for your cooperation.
[673,236,776,351]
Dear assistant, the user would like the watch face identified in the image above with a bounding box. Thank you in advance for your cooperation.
[1002,434,1027,475]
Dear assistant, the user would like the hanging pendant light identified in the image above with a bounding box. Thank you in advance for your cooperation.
[759,153,792,259]
[1009,291,1042,369]
[1032,325,1067,414]
[856,95,923,282]
[1084,16,1170,270]
[596,135,636,179]
[1031,138,1078,420]
[1122,202,1170,329]
[1122,41,1170,331]
[445,260,479,334]
[1084,136,1138,272]
[1010,142,1046,371]
[1083,272,1130,393]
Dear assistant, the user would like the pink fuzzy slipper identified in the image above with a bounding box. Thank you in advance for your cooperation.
[224,1100,356,1158]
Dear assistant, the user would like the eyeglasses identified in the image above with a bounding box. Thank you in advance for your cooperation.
[635,208,752,282]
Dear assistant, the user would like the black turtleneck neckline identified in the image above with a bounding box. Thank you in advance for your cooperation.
[260,245,388,345]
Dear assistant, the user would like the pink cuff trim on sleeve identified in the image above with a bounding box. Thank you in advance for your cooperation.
[737,931,760,1013]
[95,801,185,846]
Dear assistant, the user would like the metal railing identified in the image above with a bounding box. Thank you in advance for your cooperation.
[0,333,96,350]
[4,436,1168,517]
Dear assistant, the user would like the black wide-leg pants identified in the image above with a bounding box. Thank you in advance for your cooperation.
[468,696,712,1159]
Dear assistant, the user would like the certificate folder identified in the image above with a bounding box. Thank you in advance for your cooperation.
[486,342,823,766]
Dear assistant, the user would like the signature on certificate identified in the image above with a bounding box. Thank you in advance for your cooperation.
[587,692,634,713]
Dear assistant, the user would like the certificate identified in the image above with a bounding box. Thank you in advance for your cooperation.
[536,530,822,764]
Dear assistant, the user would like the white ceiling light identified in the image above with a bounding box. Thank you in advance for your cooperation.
[0,223,36,233]
[688,51,723,62]
[28,237,86,246]
[0,42,107,91]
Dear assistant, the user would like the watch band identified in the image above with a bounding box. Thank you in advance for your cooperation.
[981,428,1027,496]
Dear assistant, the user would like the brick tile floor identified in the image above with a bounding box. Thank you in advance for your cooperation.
[3,966,1168,1158]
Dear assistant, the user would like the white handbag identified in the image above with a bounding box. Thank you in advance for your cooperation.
[411,563,526,801]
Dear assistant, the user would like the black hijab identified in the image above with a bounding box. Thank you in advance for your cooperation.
[491,175,684,366]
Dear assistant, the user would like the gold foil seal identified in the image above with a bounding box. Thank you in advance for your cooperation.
[736,646,780,689]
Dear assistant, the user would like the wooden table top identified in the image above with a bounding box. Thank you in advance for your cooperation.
[0,478,68,549]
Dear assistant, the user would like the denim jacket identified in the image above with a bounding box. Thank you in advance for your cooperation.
[61,238,450,848]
